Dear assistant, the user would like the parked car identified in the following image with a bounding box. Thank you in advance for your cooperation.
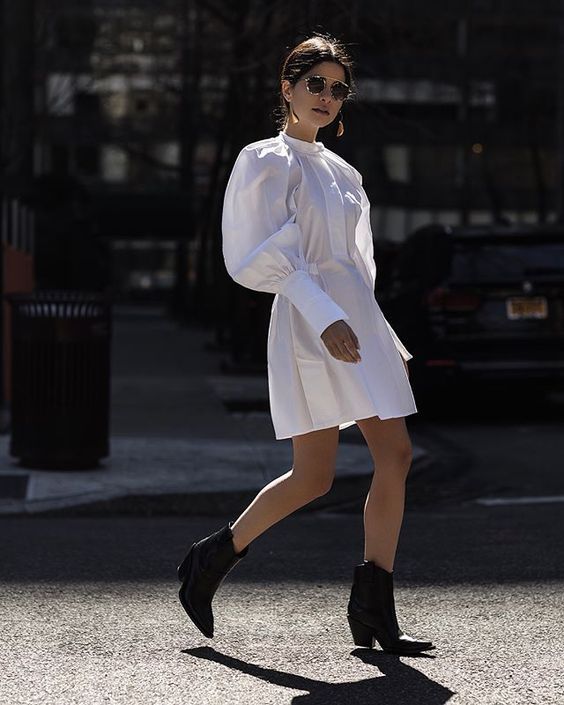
[379,223,564,397]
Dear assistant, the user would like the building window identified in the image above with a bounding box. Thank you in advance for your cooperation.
[47,74,75,116]
[384,145,411,184]
[101,145,128,182]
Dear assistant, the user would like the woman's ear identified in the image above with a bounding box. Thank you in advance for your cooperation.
[281,79,292,102]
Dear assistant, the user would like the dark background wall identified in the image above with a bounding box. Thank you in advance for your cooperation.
[1,0,562,369]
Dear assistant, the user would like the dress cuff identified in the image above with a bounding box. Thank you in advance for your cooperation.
[279,269,350,337]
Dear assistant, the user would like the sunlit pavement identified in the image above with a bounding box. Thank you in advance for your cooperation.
[2,502,562,705]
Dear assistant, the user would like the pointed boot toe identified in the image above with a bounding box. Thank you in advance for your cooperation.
[177,521,249,638]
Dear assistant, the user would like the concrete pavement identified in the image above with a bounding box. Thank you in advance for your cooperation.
[0,304,432,516]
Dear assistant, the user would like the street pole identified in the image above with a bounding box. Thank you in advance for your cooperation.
[171,0,197,323]
[557,0,564,222]
[0,0,5,425]
[0,0,35,429]
[457,13,471,226]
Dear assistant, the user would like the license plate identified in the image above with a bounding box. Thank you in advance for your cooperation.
[506,296,548,320]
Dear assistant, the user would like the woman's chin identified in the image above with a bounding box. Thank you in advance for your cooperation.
[306,115,331,130]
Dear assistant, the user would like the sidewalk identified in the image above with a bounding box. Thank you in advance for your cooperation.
[0,304,432,516]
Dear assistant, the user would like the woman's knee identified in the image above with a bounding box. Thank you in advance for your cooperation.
[290,426,339,498]
[357,416,413,478]
[397,437,413,468]
[377,437,413,480]
[396,438,414,477]
[289,466,335,498]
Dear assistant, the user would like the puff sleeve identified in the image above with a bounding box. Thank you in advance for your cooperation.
[221,145,350,338]
[351,167,414,362]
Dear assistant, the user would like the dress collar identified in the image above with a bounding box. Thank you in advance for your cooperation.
[279,131,325,155]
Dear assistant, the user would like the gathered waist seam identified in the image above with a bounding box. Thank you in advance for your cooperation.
[302,257,355,275]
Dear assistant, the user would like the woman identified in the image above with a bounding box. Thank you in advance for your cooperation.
[177,33,435,655]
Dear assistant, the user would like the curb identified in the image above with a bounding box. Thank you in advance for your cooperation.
[0,438,434,517]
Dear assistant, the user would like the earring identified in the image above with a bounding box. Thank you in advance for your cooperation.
[336,110,344,137]
[289,103,299,124]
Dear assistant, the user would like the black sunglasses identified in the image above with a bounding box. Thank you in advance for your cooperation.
[297,74,350,102]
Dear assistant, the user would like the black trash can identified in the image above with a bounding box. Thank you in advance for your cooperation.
[5,290,112,469]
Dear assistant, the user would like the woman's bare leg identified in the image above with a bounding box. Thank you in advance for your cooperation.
[230,425,339,554]
[355,415,413,572]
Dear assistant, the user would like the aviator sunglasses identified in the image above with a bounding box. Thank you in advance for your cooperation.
[297,74,351,102]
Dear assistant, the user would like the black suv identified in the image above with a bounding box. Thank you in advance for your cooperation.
[380,224,564,396]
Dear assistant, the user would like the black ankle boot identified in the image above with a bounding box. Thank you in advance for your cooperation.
[177,521,249,638]
[347,560,435,654]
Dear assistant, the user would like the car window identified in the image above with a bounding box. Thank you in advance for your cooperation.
[450,242,564,283]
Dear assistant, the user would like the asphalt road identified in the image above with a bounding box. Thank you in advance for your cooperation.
[1,384,563,705]
[2,504,563,704]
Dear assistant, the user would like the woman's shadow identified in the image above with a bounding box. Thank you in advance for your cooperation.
[182,646,455,704]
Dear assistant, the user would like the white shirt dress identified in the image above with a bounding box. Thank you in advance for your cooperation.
[221,130,417,440]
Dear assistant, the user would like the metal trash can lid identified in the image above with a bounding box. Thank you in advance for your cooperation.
[4,290,112,319]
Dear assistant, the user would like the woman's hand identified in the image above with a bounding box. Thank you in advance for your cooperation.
[320,320,361,363]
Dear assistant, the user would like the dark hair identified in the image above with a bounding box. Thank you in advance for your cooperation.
[274,33,356,132]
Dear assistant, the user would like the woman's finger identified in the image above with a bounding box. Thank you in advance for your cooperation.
[340,342,354,362]
[331,340,349,362]
[324,328,360,362]
[328,342,343,360]
[342,340,359,363]
[346,325,360,352]
[348,335,360,353]
[348,339,361,362]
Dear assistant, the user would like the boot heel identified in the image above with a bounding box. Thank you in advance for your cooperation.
[347,615,375,648]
